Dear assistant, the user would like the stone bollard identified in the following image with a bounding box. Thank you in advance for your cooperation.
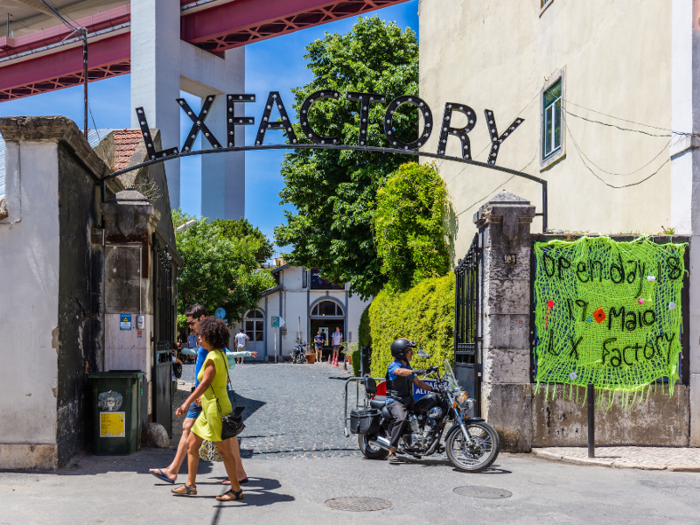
[474,191,536,452]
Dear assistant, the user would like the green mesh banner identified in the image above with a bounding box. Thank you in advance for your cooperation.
[534,237,686,398]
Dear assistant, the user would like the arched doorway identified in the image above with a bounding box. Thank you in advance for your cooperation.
[242,308,265,360]
[309,299,345,362]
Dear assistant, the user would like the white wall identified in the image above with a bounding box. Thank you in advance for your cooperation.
[235,267,372,360]
[0,142,60,453]
[420,0,673,257]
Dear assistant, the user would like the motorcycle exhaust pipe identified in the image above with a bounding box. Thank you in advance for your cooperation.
[369,436,391,451]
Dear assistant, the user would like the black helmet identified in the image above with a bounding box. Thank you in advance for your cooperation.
[390,338,417,361]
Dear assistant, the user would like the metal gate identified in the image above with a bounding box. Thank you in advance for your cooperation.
[454,233,481,416]
[152,232,176,437]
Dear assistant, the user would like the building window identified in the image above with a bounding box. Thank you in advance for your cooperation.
[310,300,344,318]
[542,78,563,164]
[245,309,264,341]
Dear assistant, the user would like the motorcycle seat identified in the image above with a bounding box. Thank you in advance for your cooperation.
[369,397,386,409]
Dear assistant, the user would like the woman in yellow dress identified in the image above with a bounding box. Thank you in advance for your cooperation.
[172,317,243,501]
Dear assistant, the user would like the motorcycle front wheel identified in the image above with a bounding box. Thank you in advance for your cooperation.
[445,421,500,472]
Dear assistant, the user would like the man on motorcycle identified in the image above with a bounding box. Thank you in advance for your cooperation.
[385,338,433,464]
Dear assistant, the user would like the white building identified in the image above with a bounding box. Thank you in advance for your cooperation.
[232,266,371,362]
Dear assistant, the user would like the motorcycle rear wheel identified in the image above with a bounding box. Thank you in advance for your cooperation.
[445,421,500,472]
[358,433,389,460]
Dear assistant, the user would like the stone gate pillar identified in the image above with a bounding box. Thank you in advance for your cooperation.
[474,191,536,452]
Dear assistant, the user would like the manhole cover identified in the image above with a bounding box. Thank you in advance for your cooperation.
[453,485,512,499]
[325,497,393,512]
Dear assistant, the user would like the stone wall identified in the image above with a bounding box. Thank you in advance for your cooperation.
[475,192,693,452]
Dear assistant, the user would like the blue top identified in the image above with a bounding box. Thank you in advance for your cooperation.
[386,360,415,405]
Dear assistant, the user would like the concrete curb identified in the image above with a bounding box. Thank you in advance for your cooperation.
[531,448,700,472]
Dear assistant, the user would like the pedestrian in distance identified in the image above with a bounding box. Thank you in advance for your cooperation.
[314,330,324,363]
[331,327,343,367]
[234,328,250,365]
[172,317,244,500]
[171,343,183,398]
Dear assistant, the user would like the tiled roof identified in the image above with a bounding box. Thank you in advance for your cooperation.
[113,129,143,170]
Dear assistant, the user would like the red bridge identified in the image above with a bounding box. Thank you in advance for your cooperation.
[0,0,408,102]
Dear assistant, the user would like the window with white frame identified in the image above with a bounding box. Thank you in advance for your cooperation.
[542,79,562,161]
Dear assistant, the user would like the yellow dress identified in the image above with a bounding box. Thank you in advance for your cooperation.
[192,349,232,442]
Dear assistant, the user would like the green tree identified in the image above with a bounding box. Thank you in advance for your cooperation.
[274,16,419,299]
[211,217,274,262]
[374,163,452,291]
[173,211,275,330]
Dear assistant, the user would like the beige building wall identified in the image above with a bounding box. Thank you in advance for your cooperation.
[419,0,673,257]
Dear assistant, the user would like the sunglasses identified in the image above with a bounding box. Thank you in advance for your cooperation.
[188,320,196,326]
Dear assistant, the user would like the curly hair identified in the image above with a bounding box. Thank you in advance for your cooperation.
[197,317,230,350]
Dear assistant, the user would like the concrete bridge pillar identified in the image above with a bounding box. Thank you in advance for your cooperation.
[130,0,245,219]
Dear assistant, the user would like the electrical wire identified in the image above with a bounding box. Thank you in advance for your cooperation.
[454,153,536,218]
[564,99,693,136]
[565,110,674,138]
[565,121,670,189]
[88,102,100,142]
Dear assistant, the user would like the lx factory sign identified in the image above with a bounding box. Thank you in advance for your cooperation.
[134,90,524,168]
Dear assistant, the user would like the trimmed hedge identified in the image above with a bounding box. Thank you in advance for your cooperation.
[358,304,372,347]
[369,274,455,378]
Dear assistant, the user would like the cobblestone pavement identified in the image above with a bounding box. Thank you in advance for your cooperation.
[533,446,700,471]
[175,362,364,459]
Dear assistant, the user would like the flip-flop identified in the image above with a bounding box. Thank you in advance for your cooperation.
[151,469,175,484]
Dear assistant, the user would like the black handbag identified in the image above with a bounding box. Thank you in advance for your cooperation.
[211,350,246,441]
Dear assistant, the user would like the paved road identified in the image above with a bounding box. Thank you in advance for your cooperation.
[177,362,361,458]
[2,363,700,524]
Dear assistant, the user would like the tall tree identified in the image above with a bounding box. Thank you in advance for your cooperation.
[173,211,275,327]
[211,218,274,263]
[274,16,419,299]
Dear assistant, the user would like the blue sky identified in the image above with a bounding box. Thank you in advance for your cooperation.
[0,0,418,251]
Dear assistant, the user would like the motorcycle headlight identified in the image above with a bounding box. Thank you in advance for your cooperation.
[457,392,475,410]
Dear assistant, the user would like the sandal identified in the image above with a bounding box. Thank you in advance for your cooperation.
[171,484,197,496]
[216,489,244,501]
[150,468,175,484]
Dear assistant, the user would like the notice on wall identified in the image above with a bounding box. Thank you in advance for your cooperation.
[100,412,125,438]
[120,314,132,330]
[533,237,686,393]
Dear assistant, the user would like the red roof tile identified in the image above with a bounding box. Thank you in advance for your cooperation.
[113,129,143,170]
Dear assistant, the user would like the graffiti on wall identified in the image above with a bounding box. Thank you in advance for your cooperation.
[533,237,686,394]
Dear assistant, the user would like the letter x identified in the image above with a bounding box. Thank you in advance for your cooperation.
[177,95,222,152]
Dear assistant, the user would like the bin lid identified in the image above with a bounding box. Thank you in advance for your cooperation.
[88,370,146,379]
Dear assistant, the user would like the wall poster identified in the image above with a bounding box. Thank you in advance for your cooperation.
[533,237,686,399]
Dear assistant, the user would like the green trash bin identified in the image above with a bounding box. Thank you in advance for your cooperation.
[87,370,145,455]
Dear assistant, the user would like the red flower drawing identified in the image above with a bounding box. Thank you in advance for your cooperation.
[593,308,606,324]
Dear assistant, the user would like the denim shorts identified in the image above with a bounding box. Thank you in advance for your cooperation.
[186,402,203,419]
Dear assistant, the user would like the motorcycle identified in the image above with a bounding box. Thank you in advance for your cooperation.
[290,341,307,364]
[351,351,500,472]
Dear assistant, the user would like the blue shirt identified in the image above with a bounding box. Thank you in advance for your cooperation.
[385,360,415,405]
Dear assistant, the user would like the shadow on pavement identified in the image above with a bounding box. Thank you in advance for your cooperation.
[209,477,295,523]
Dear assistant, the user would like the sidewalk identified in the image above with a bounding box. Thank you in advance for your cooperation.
[532,446,700,472]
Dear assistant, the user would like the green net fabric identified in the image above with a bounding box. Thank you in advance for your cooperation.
[533,237,686,402]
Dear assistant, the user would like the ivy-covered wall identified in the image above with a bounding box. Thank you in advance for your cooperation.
[369,274,455,377]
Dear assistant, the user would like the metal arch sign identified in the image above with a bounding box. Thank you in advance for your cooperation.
[105,90,548,230]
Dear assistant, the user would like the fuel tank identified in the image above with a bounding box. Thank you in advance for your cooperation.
[413,392,441,415]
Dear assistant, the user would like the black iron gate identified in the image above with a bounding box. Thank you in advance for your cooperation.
[454,233,481,416]
[152,232,176,437]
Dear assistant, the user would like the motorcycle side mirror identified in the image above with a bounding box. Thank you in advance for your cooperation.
[417,349,429,359]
